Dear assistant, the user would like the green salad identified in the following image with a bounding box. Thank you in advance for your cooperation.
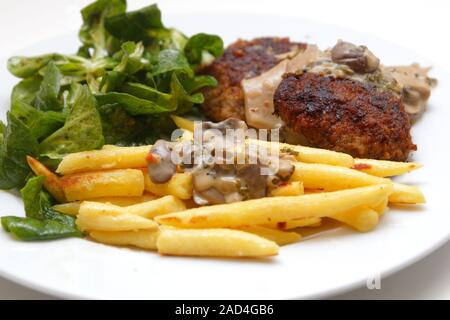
[0,0,223,240]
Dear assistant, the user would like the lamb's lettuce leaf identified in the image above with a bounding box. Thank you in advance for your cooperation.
[79,0,126,58]
[11,99,65,140]
[7,54,55,78]
[1,216,82,241]
[0,113,39,190]
[96,91,175,115]
[184,33,224,65]
[151,49,193,77]
[11,76,42,105]
[1,176,82,241]
[104,4,167,43]
[33,61,63,111]
[39,84,104,159]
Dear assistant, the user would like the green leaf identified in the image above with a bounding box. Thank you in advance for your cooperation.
[11,99,64,140]
[79,0,126,58]
[114,41,146,75]
[11,76,42,105]
[170,73,204,114]
[104,4,167,43]
[7,54,55,78]
[180,74,218,93]
[184,33,224,65]
[2,174,83,241]
[1,216,82,241]
[20,176,47,219]
[96,91,176,115]
[33,61,63,111]
[0,121,5,145]
[151,49,193,77]
[0,113,39,190]
[120,82,172,105]
[99,71,126,92]
[39,84,104,159]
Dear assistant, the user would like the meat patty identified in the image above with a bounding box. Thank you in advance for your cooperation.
[274,72,417,161]
[199,37,305,121]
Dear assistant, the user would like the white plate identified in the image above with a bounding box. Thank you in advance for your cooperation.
[1,13,449,300]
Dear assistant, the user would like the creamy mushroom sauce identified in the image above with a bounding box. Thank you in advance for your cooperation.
[147,119,296,205]
[242,40,436,129]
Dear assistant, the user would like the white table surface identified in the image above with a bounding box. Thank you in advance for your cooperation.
[0,0,449,300]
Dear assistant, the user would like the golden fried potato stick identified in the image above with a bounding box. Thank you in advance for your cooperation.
[89,229,160,250]
[157,227,279,258]
[237,226,301,245]
[77,201,158,232]
[56,145,151,175]
[26,156,66,203]
[262,217,322,230]
[290,162,424,204]
[270,181,304,197]
[60,169,144,201]
[54,194,164,216]
[156,184,393,229]
[77,196,185,222]
[171,115,195,132]
[391,183,426,204]
[331,207,380,232]
[352,159,422,177]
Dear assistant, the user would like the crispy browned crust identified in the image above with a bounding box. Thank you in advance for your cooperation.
[199,37,306,121]
[274,72,416,161]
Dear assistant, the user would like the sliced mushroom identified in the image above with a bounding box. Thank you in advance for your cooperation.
[276,159,295,181]
[147,140,177,184]
[331,40,380,74]
[236,164,267,199]
[193,187,225,205]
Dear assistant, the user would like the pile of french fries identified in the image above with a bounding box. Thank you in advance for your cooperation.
[25,116,425,258]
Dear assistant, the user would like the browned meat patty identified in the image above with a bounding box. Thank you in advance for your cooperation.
[199,37,306,121]
[274,72,417,161]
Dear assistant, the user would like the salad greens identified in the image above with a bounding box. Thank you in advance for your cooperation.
[0,0,224,241]
[2,176,82,241]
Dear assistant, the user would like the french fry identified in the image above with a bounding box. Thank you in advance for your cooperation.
[89,229,160,250]
[91,194,156,207]
[125,196,187,219]
[155,184,393,229]
[77,196,185,222]
[101,144,121,150]
[290,162,422,204]
[53,202,80,216]
[237,226,301,245]
[248,139,354,168]
[171,115,195,132]
[26,156,66,203]
[331,207,380,232]
[270,181,304,197]
[352,159,422,177]
[77,201,158,232]
[262,217,322,230]
[61,169,144,201]
[391,183,426,204]
[291,162,390,191]
[373,198,389,215]
[53,194,157,216]
[157,227,279,257]
[56,145,151,175]
[141,169,193,200]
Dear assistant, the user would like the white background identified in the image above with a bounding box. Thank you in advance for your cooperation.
[0,0,449,299]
